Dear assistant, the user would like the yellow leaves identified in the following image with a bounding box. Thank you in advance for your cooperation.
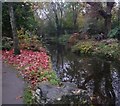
[17,28,24,35]
[73,41,93,54]
[18,34,42,51]
[72,39,120,60]
[77,14,85,28]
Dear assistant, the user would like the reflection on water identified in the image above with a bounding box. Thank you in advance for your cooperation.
[46,43,120,106]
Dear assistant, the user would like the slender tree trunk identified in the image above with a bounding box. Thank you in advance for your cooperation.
[104,15,111,37]
[9,3,20,55]
[118,2,120,43]
[55,13,60,37]
[72,3,77,33]
[73,12,77,33]
[51,2,60,37]
[104,2,113,37]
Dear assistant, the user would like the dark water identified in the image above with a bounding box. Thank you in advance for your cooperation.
[46,43,120,106]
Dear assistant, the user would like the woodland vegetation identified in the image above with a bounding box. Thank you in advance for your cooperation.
[1,1,120,104]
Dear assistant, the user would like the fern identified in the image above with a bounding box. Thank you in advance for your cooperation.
[108,26,120,38]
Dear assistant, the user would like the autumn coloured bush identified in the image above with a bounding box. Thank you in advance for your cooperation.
[17,28,43,51]
[72,41,93,55]
[18,34,43,51]
[68,33,79,45]
[72,39,120,60]
[2,49,59,87]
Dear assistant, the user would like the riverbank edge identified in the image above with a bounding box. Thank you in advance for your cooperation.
[2,49,60,104]
[71,39,120,61]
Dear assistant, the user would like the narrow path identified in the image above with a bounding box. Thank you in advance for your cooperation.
[2,63,25,104]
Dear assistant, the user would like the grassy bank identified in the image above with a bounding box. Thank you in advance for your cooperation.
[72,39,120,61]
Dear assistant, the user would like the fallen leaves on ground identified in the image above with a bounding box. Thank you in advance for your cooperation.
[2,49,50,86]
[16,95,22,100]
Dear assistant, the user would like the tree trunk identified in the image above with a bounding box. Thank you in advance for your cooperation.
[72,3,78,33]
[117,2,120,42]
[73,11,77,33]
[55,13,60,37]
[104,2,113,37]
[51,2,60,37]
[104,15,111,37]
[87,2,114,38]
[9,3,20,55]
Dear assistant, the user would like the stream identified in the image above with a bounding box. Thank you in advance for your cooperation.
[46,43,120,105]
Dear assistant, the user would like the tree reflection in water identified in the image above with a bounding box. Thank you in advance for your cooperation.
[46,43,119,106]
[80,59,116,105]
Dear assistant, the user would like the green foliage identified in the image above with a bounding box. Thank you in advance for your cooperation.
[23,87,33,104]
[39,71,60,85]
[2,3,12,37]
[0,45,2,50]
[2,37,13,50]
[43,21,56,36]
[18,30,43,51]
[86,18,104,36]
[77,14,85,29]
[2,2,38,37]
[62,12,74,32]
[58,34,70,44]
[95,42,120,59]
[14,2,38,32]
[108,26,120,38]
[72,39,120,60]
[72,41,93,54]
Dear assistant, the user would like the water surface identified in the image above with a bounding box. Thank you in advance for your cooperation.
[46,43,120,105]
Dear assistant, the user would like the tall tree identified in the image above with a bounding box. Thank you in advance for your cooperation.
[87,2,115,37]
[2,3,12,37]
[9,3,20,55]
[2,2,38,37]
[71,2,80,33]
[51,2,60,37]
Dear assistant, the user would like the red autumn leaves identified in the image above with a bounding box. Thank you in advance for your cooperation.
[2,49,50,86]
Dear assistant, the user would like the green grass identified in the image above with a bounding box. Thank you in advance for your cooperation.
[39,71,60,85]
[23,87,33,104]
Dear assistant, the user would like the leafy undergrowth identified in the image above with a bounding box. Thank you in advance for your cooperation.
[23,87,33,104]
[2,49,60,87]
[72,39,120,60]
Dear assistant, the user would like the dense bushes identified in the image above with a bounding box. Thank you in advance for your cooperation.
[2,37,13,50]
[58,34,70,45]
[72,41,93,55]
[17,28,44,51]
[19,35,42,51]
[94,40,120,59]
[72,39,120,60]
[2,33,44,52]
[108,26,120,40]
